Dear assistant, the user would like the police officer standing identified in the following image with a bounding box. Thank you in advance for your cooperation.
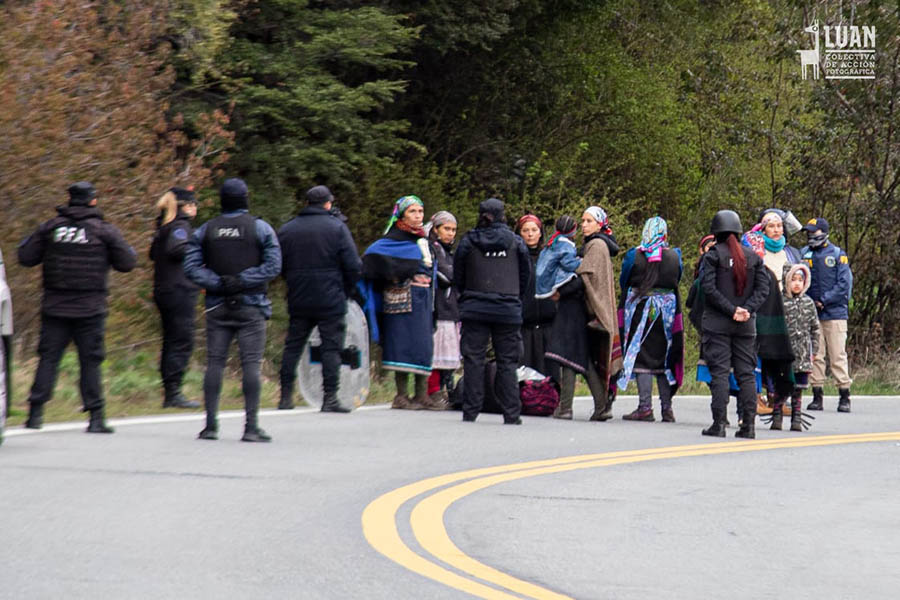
[18,182,136,433]
[801,217,853,412]
[184,178,282,442]
[277,185,362,412]
[150,187,200,409]
[453,198,530,424]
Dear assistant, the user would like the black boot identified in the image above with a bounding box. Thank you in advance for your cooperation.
[702,421,726,437]
[86,408,114,434]
[241,426,272,442]
[735,420,755,439]
[702,404,727,437]
[163,386,200,409]
[25,403,44,429]
[807,386,824,411]
[321,392,350,413]
[278,386,295,410]
[790,390,804,432]
[837,388,851,413]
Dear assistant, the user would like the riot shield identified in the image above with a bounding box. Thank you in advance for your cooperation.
[296,300,370,410]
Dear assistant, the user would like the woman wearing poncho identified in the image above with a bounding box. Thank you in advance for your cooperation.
[617,217,684,423]
[361,196,439,410]
[545,206,623,421]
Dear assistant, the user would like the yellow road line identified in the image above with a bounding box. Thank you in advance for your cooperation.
[363,432,900,600]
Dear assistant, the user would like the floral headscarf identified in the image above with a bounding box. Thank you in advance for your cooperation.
[584,206,612,235]
[384,195,424,234]
[639,216,668,263]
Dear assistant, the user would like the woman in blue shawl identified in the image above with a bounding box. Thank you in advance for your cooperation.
[361,196,439,410]
[617,217,684,422]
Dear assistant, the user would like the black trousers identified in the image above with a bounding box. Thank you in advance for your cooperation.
[279,314,346,397]
[203,304,266,429]
[27,313,106,411]
[703,332,757,422]
[154,289,197,395]
[461,320,522,422]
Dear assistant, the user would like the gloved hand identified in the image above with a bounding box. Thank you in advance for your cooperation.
[220,275,243,297]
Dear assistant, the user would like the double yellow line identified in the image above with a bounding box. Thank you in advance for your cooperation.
[362,432,900,599]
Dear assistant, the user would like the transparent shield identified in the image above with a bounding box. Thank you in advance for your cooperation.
[296,301,370,410]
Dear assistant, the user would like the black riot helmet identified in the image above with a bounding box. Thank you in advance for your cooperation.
[710,210,743,236]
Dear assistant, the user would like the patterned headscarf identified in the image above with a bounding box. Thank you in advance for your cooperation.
[639,216,668,263]
[384,195,424,234]
[424,210,457,238]
[584,206,612,235]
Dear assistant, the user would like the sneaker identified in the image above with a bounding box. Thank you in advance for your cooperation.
[503,417,523,425]
[241,427,272,443]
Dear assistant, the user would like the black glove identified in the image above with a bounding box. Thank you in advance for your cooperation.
[220,275,243,297]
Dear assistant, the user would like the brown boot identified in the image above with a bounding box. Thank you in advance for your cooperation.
[423,390,449,411]
[392,394,423,410]
[553,395,573,420]
[756,393,774,416]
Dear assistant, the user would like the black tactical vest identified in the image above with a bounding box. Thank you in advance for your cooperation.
[465,237,520,295]
[43,216,109,292]
[202,213,265,294]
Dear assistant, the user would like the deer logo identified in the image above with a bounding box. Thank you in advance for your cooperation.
[797,21,820,80]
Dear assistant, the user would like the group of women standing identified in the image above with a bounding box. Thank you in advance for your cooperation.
[278,194,816,439]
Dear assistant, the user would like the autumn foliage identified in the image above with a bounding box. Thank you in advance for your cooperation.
[0,0,233,343]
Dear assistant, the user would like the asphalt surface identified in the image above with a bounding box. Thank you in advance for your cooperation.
[1,395,899,599]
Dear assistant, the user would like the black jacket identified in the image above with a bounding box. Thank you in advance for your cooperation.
[18,205,136,318]
[453,223,530,325]
[431,236,459,322]
[278,206,362,318]
[521,245,556,326]
[150,213,198,293]
[700,243,769,336]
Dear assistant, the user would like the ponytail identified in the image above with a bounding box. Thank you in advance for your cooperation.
[726,234,747,295]
[156,191,177,227]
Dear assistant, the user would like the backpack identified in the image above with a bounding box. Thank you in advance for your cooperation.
[519,377,560,416]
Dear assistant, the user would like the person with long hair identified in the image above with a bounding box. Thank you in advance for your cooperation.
[149,187,200,409]
[699,210,769,438]
[616,217,684,422]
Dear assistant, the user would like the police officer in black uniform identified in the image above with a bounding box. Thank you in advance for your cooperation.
[18,181,137,433]
[277,185,362,412]
[150,187,200,409]
[699,210,769,439]
[453,198,531,424]
[183,178,281,442]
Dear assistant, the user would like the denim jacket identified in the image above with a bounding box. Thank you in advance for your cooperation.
[534,236,581,298]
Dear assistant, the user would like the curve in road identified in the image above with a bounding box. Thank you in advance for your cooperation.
[363,431,900,600]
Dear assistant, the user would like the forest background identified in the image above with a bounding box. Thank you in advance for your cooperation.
[1,0,898,421]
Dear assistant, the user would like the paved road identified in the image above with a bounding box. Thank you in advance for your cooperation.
[2,395,899,599]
